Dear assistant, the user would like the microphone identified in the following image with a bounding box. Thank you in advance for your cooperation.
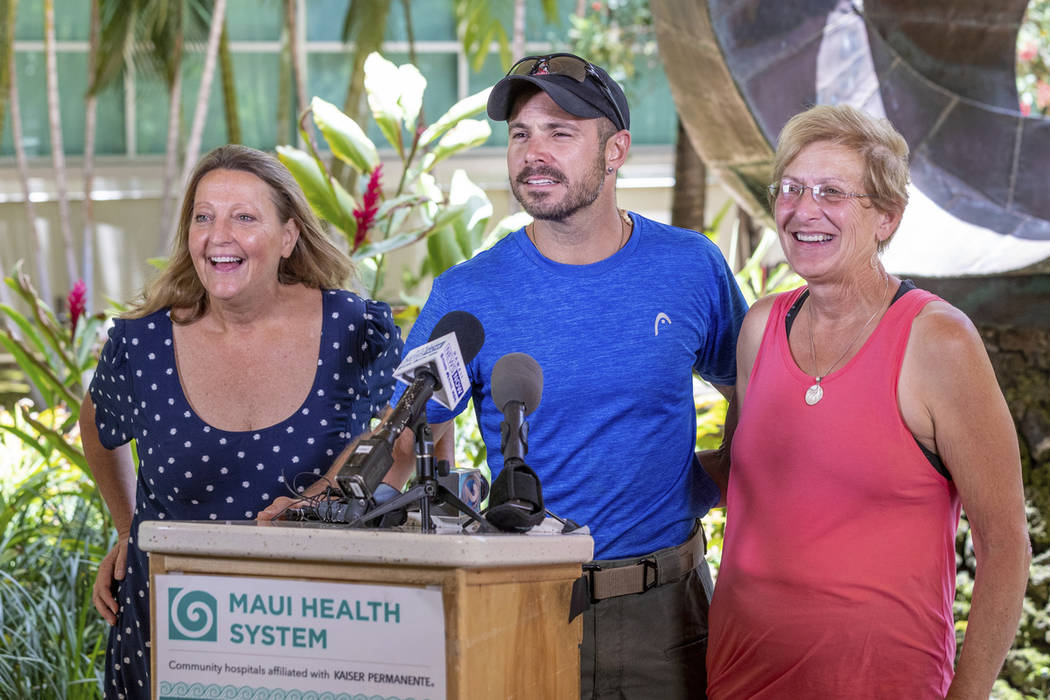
[433,466,490,516]
[486,352,546,532]
[393,311,483,410]
[491,352,544,462]
[284,498,366,523]
[336,311,485,501]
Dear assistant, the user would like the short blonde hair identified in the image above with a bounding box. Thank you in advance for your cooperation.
[772,105,910,249]
[126,145,352,322]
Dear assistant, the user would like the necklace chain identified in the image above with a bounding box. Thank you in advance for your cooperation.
[804,282,890,406]
[527,208,631,256]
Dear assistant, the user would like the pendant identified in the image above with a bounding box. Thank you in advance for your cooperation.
[805,383,823,406]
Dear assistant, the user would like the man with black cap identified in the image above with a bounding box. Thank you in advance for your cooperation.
[394,53,748,698]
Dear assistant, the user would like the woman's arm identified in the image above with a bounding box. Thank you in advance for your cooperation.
[80,394,137,625]
[902,304,1030,699]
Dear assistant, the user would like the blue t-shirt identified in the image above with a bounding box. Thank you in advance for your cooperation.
[400,213,747,559]
[88,289,401,700]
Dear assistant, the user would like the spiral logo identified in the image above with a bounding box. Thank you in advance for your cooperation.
[168,587,218,642]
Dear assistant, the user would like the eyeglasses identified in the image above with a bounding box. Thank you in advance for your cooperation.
[768,180,870,206]
[506,53,627,132]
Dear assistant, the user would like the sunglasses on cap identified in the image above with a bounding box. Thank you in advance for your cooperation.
[506,53,628,132]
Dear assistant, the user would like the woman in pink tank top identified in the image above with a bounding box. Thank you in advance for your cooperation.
[706,104,1030,699]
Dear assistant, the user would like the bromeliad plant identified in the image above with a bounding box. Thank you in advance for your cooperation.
[0,267,113,696]
[278,52,525,303]
[0,263,107,468]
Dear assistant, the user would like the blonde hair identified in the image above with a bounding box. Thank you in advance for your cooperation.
[772,104,910,249]
[126,145,353,322]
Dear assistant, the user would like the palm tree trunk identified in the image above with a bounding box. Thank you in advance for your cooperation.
[81,0,100,312]
[512,0,526,61]
[44,0,78,288]
[332,0,392,189]
[670,116,706,233]
[0,0,15,141]
[285,0,308,124]
[218,18,240,144]
[9,52,53,307]
[181,0,227,187]
[0,0,18,310]
[277,6,292,145]
[157,24,184,253]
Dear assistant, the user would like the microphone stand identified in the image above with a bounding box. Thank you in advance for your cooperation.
[351,412,495,533]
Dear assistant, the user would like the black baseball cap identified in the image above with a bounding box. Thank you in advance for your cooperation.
[487,53,630,132]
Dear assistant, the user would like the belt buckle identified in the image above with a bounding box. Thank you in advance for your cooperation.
[583,562,602,603]
[640,557,658,592]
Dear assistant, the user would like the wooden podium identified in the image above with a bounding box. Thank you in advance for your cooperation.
[140,519,593,700]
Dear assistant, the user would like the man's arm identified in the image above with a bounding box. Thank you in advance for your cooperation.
[696,384,736,508]
[697,296,775,508]
[903,305,1030,699]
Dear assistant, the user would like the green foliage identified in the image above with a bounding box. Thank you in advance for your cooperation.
[1018,0,1050,117]
[568,0,658,86]
[277,52,509,302]
[453,0,560,73]
[733,226,804,305]
[0,267,112,695]
[0,406,112,699]
[0,264,107,467]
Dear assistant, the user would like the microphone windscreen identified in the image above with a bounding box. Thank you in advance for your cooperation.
[430,311,485,363]
[491,352,544,415]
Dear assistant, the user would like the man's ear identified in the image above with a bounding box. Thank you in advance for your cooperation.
[605,128,631,172]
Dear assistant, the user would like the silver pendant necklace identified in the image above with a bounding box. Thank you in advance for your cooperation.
[804,288,887,406]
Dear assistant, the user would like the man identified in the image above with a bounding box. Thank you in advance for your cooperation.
[392,53,748,698]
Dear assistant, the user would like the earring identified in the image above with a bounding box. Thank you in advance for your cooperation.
[606,167,614,173]
[869,249,880,269]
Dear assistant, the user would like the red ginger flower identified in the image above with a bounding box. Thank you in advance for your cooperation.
[352,164,383,252]
[68,279,86,337]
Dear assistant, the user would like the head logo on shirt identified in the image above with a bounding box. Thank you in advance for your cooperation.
[654,313,671,336]
[168,588,218,642]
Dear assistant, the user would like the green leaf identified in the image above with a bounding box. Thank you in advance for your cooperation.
[373,193,428,221]
[448,170,493,256]
[0,333,60,408]
[419,88,492,148]
[276,145,359,241]
[423,119,492,173]
[310,96,379,173]
[424,226,462,279]
[0,303,50,360]
[352,230,430,260]
[0,424,53,463]
[364,53,427,155]
[478,211,533,253]
[19,406,88,472]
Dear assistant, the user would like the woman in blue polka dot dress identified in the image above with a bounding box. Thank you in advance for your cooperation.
[79,145,403,699]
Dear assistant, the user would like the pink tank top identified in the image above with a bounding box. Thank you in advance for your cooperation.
[707,286,960,699]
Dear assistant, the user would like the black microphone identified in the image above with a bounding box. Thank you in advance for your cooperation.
[335,311,485,501]
[486,352,546,532]
[285,498,366,523]
[491,352,544,462]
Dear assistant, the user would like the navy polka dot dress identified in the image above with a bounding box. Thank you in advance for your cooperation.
[88,290,402,699]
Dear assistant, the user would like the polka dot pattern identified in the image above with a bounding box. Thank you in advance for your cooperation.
[88,290,401,699]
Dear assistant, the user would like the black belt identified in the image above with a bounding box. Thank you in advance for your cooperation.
[569,522,706,620]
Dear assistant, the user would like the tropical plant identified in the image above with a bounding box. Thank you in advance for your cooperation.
[0,265,112,697]
[1018,0,1050,117]
[0,406,112,699]
[276,52,513,302]
[0,264,106,425]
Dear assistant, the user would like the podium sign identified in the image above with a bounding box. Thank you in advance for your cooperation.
[153,573,446,700]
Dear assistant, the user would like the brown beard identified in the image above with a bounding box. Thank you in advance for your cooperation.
[510,155,608,222]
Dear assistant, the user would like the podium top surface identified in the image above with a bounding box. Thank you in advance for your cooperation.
[138,519,595,568]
